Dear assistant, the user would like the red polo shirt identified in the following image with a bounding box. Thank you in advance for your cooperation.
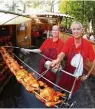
[40,38,64,55]
[39,38,64,87]
[62,37,95,62]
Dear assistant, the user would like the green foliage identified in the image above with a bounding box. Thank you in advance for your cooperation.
[59,1,95,33]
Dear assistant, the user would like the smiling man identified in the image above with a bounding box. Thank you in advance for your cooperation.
[50,21,95,94]
[21,25,64,87]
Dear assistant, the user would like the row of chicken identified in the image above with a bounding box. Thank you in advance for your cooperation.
[0,47,66,107]
[0,43,13,83]
[0,36,11,44]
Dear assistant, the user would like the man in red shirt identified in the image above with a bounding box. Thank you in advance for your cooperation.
[21,25,64,87]
[50,21,95,94]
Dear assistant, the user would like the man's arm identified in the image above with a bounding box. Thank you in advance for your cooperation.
[80,59,95,80]
[25,49,42,53]
[87,59,95,76]
[50,52,65,69]
[21,48,42,54]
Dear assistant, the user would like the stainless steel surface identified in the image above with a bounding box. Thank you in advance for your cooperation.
[2,46,20,49]
[69,78,77,99]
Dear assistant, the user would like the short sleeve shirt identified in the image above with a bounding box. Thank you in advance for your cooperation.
[61,37,95,62]
[40,38,64,55]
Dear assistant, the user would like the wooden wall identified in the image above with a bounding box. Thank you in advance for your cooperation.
[59,32,95,76]
[16,20,31,48]
[59,32,71,42]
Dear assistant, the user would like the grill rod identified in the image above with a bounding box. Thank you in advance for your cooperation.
[2,45,21,49]
[36,68,51,80]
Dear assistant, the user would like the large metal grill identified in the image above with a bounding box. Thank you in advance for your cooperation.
[12,50,77,108]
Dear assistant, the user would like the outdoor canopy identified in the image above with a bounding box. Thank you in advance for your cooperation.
[0,10,31,25]
[0,10,73,25]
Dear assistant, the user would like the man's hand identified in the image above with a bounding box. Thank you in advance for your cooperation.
[79,74,89,81]
[50,59,61,69]
[21,48,29,55]
[49,52,64,70]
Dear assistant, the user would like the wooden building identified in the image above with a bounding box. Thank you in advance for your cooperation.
[0,10,32,48]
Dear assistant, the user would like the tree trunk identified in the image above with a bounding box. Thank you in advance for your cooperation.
[92,18,95,34]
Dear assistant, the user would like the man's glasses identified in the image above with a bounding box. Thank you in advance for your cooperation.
[52,29,59,31]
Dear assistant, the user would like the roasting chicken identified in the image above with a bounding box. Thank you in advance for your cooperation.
[38,81,48,88]
[40,87,54,101]
[15,70,40,91]
[16,69,29,80]
[9,61,21,72]
[23,74,39,90]
[40,87,66,102]
[25,84,35,93]
[35,86,65,107]
[0,47,66,107]
[0,47,6,54]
